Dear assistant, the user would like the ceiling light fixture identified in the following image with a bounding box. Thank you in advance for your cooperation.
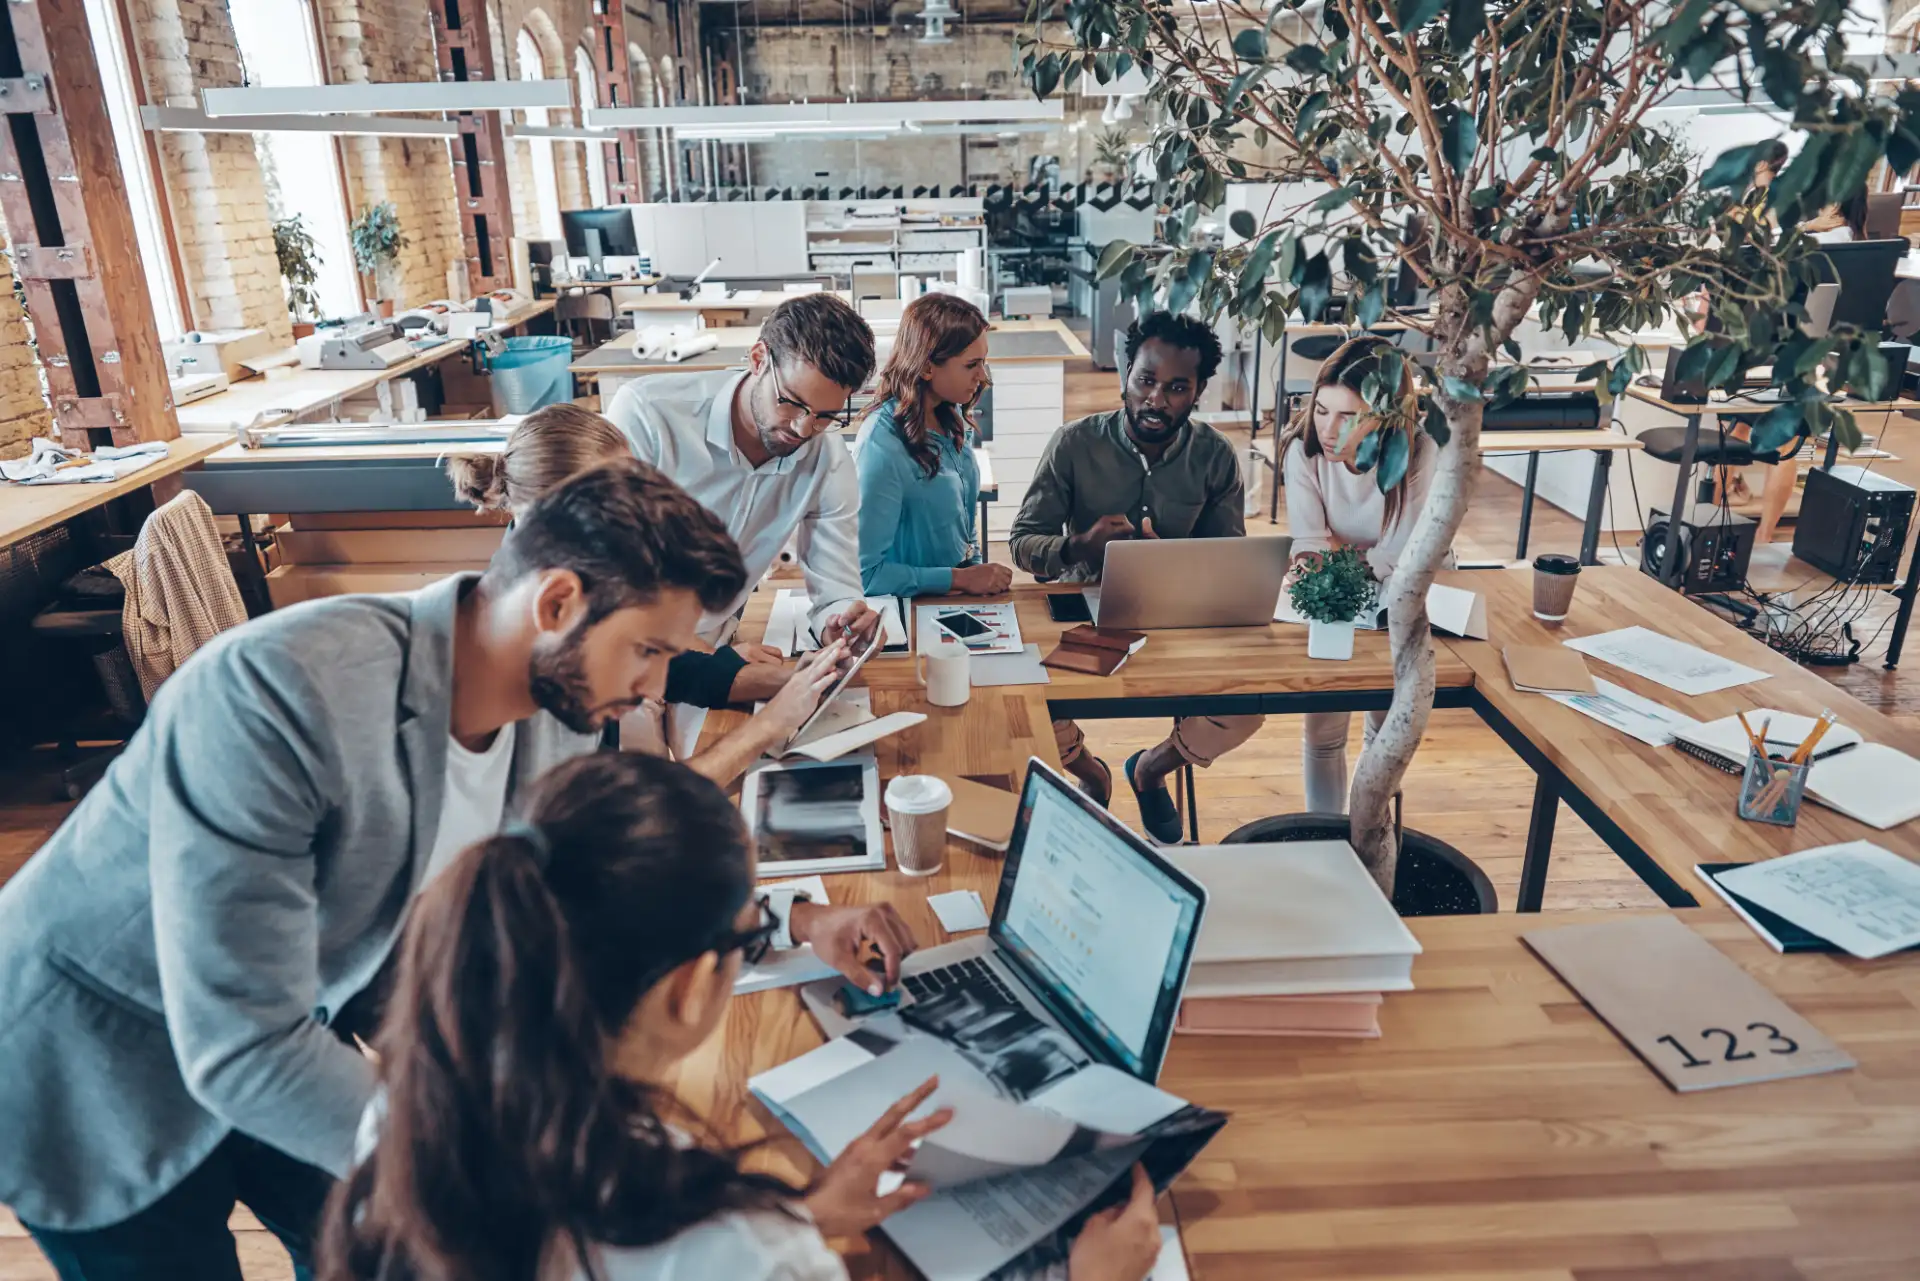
[586,100,1062,129]
[200,80,573,117]
[918,0,957,43]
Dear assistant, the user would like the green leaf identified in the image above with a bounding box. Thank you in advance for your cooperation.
[1793,335,1839,378]
[1032,55,1060,99]
[1825,127,1882,207]
[1229,210,1257,240]
[1232,27,1268,61]
[1442,109,1478,173]
[1376,428,1411,491]
[1351,426,1384,472]
[1423,400,1451,446]
[1700,141,1764,191]
[1657,0,1713,55]
[1275,234,1301,286]
[1314,184,1361,212]
[1672,339,1718,389]
[1768,133,1832,218]
[1285,45,1327,76]
[1298,91,1329,133]
[1848,338,1891,402]
[1748,402,1804,454]
[1396,0,1447,33]
[1224,66,1267,110]
[1529,146,1557,164]
[1574,360,1606,383]
[1342,237,1378,284]
[1357,281,1386,328]
[1440,374,1483,402]
[1095,239,1136,282]
[1447,0,1486,51]
[1703,341,1742,389]
[1298,252,1333,321]
[1469,185,1503,209]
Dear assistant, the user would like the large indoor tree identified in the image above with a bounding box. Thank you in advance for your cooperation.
[1021,0,1920,891]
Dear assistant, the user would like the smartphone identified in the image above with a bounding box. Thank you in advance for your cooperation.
[1046,592,1094,624]
[936,610,995,644]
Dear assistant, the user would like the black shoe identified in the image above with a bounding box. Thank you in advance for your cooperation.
[1125,751,1184,845]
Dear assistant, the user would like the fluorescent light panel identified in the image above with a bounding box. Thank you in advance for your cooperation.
[145,105,618,142]
[586,99,1062,130]
[201,80,573,117]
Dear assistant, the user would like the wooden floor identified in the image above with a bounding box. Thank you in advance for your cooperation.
[3,352,1918,1279]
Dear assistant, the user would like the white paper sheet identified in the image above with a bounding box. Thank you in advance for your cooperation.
[1716,842,1920,959]
[1564,626,1770,696]
[970,644,1053,687]
[1030,1064,1186,1135]
[917,601,1025,656]
[1542,677,1701,747]
[782,711,927,763]
[765,590,908,656]
[929,889,991,933]
[1149,1226,1191,1281]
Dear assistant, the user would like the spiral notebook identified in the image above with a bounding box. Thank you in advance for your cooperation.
[1671,711,1862,774]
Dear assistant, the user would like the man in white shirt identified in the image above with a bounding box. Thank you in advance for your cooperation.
[606,293,883,664]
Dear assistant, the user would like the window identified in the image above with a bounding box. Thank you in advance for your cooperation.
[518,30,564,239]
[230,0,359,319]
[81,0,184,337]
[576,45,608,207]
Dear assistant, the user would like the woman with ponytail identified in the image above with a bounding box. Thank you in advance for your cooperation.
[320,752,1161,1281]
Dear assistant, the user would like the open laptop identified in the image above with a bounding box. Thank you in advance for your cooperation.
[802,758,1207,1086]
[1085,535,1292,630]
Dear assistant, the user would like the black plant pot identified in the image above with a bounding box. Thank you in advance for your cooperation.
[1221,813,1498,916]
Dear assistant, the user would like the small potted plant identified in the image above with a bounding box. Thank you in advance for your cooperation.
[273,214,324,338]
[1288,547,1374,661]
[349,201,408,317]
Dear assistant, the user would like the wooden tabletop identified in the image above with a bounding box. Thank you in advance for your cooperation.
[1442,566,1920,884]
[0,433,231,551]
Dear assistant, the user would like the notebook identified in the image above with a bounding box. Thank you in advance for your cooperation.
[1671,710,1863,775]
[937,774,1020,852]
[1715,842,1920,959]
[1041,624,1148,677]
[1804,744,1920,830]
[1166,841,1422,997]
[1694,863,1838,954]
[1503,644,1597,695]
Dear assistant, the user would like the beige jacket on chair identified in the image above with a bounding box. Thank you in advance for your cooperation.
[107,489,248,701]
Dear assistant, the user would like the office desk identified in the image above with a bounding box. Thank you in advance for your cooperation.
[681,648,1920,1281]
[1449,565,1920,907]
[1622,382,1920,666]
[0,433,231,551]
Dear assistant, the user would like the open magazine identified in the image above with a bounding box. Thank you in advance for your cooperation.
[751,1017,1225,1281]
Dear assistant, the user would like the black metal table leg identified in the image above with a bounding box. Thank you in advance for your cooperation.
[1887,550,1919,669]
[1651,411,1700,588]
[1581,449,1612,566]
[1269,328,1290,524]
[1517,775,1559,912]
[1516,452,1540,560]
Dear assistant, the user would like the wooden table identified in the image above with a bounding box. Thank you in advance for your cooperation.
[0,433,231,551]
[174,300,558,433]
[685,613,1920,1277]
[1446,563,1920,907]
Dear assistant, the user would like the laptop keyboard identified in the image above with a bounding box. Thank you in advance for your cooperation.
[903,956,1021,1008]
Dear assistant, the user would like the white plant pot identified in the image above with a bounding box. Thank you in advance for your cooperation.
[1307,619,1356,661]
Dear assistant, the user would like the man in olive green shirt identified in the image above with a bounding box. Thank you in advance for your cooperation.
[1010,311,1264,843]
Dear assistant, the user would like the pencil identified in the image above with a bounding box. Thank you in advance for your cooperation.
[1736,710,1765,758]
[1788,710,1838,767]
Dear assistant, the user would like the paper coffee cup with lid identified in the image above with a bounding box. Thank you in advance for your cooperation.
[884,774,952,876]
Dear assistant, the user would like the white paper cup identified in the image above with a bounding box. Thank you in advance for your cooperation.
[885,774,952,876]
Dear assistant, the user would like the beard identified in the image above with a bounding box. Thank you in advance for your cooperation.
[528,629,635,734]
[1124,401,1185,446]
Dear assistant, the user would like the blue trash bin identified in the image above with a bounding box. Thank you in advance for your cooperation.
[486,335,574,415]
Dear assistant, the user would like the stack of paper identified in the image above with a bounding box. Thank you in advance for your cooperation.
[1165,841,1422,1037]
[915,601,1024,656]
[1715,842,1920,958]
[764,590,907,656]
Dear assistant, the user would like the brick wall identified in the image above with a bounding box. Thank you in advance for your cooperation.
[0,245,51,462]
[129,0,292,344]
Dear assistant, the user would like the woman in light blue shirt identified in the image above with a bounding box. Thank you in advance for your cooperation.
[853,293,1013,597]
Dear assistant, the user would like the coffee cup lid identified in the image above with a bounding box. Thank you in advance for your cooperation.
[885,774,952,814]
[1534,553,1581,574]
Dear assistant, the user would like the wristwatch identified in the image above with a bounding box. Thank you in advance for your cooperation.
[762,886,813,951]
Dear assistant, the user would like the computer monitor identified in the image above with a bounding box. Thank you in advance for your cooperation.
[560,207,638,258]
[1865,193,1905,240]
[1813,238,1907,332]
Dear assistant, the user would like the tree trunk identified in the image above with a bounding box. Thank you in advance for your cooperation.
[1346,279,1543,894]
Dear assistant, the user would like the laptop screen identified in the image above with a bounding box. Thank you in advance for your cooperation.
[991,761,1206,1081]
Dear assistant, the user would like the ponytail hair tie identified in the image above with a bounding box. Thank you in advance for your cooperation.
[502,819,552,869]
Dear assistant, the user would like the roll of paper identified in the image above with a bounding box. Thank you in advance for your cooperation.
[665,332,721,363]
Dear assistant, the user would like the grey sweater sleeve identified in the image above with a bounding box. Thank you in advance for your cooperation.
[145,647,376,1178]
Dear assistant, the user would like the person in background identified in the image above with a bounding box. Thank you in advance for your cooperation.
[1281,337,1440,814]
[854,293,1012,598]
[318,752,1157,1281]
[1010,312,1261,843]
[0,462,889,1280]
[448,405,843,788]
[606,293,884,653]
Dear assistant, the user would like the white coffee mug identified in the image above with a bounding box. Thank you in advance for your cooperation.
[916,638,971,707]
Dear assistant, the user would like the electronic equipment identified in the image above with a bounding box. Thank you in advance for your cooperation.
[560,207,639,259]
[1864,192,1905,239]
[297,316,414,371]
[1659,339,1730,404]
[1482,391,1602,431]
[934,609,996,645]
[1641,503,1756,594]
[787,626,885,745]
[1046,592,1094,624]
[168,369,228,405]
[162,328,275,383]
[1791,465,1916,585]
[1090,536,1293,630]
[1811,238,1907,332]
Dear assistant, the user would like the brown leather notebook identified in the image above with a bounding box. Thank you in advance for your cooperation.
[1041,624,1148,677]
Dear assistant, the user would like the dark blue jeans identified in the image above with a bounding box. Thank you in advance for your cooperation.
[21,1133,334,1281]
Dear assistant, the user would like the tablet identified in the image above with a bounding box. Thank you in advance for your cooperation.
[788,623,886,745]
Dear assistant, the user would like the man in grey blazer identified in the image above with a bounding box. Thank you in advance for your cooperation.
[0,460,915,1280]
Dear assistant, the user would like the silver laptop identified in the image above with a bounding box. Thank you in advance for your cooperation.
[1086,535,1292,630]
[801,759,1207,1088]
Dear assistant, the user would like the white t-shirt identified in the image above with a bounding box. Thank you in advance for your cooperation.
[423,724,517,886]
[585,1212,847,1281]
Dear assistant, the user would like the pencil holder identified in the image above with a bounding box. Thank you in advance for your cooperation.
[1737,746,1809,826]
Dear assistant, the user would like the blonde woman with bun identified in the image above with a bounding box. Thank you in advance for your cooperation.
[448,405,842,788]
